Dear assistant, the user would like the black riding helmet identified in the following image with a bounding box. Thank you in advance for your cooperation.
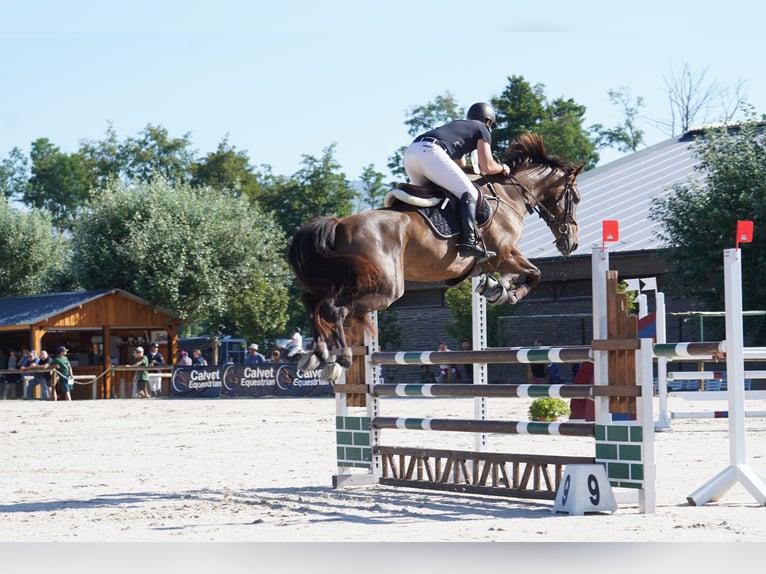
[466,102,497,128]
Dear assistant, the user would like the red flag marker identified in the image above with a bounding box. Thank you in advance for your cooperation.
[602,220,619,251]
[736,220,753,249]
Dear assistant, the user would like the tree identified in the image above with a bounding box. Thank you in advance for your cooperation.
[656,62,747,136]
[70,178,291,343]
[256,143,357,238]
[0,147,29,200]
[403,92,463,137]
[443,278,514,347]
[492,76,599,168]
[118,124,196,185]
[0,198,70,296]
[190,137,264,198]
[24,138,92,228]
[357,164,388,211]
[649,118,766,341]
[388,92,463,182]
[591,88,646,153]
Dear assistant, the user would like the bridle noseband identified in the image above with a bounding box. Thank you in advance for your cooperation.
[500,168,578,238]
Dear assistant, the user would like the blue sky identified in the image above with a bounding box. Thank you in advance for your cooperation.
[3,0,766,180]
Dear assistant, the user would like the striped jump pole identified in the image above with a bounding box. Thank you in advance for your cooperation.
[370,345,593,366]
[670,410,766,420]
[373,383,639,399]
[371,416,595,437]
[653,341,726,358]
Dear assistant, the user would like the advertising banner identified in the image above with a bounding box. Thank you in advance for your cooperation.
[170,366,222,398]
[219,363,333,397]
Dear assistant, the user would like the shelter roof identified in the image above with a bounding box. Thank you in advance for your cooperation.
[0,289,177,328]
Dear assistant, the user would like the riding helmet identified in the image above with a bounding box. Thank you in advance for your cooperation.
[466,102,496,127]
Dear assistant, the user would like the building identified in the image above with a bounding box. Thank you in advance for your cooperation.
[0,289,182,399]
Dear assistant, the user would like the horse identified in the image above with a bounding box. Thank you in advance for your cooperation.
[287,133,583,380]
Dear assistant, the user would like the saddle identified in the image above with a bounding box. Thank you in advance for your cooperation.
[383,181,492,239]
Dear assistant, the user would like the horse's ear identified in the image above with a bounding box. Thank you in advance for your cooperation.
[573,165,585,176]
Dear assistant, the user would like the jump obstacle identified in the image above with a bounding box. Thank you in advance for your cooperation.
[332,245,766,509]
[333,247,658,514]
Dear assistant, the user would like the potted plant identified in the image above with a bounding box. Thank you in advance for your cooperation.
[528,397,571,421]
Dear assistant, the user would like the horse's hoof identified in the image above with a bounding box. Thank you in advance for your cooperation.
[297,352,320,371]
[322,362,345,382]
[338,349,353,369]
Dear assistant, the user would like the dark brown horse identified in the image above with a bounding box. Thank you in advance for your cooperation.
[288,133,583,379]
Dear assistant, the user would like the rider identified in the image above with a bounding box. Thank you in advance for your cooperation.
[404,102,510,262]
[285,327,303,359]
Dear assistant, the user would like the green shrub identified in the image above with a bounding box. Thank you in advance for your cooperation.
[528,397,571,421]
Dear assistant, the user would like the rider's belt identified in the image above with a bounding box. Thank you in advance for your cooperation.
[414,136,448,152]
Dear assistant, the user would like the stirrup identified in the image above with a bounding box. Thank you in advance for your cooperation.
[458,242,496,262]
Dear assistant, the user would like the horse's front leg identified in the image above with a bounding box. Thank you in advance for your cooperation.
[477,254,541,305]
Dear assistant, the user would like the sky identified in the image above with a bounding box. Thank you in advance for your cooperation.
[3,0,766,181]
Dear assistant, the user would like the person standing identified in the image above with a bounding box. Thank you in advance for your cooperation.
[147,343,165,397]
[50,346,74,401]
[20,349,45,400]
[529,339,548,384]
[191,349,207,366]
[245,343,265,364]
[37,349,54,400]
[177,350,192,366]
[130,346,151,398]
[460,338,473,384]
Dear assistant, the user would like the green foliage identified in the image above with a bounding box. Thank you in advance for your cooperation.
[190,137,264,199]
[25,138,92,229]
[591,88,646,153]
[528,397,571,421]
[0,198,70,296]
[650,118,766,341]
[70,178,290,343]
[492,76,599,169]
[443,278,515,347]
[357,164,388,211]
[255,144,357,238]
[403,91,463,137]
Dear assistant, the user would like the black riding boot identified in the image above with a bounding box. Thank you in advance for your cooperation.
[457,193,496,262]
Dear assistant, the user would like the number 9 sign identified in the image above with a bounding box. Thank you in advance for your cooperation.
[553,464,617,515]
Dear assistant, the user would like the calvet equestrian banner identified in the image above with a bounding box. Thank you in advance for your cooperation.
[170,363,333,398]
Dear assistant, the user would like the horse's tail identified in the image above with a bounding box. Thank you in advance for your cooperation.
[287,216,382,341]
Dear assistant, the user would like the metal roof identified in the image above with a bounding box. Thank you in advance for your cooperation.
[518,131,705,261]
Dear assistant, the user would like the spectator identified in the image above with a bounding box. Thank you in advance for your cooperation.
[269,349,281,363]
[4,349,20,399]
[147,343,165,397]
[50,346,74,401]
[529,339,548,384]
[460,338,473,383]
[130,346,151,398]
[437,342,461,384]
[419,365,436,384]
[191,349,207,366]
[177,350,192,366]
[20,349,44,400]
[37,349,53,400]
[245,343,266,364]
[285,327,303,359]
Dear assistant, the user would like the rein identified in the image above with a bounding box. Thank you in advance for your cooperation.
[497,168,577,236]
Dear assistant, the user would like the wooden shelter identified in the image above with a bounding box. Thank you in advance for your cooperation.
[0,289,182,399]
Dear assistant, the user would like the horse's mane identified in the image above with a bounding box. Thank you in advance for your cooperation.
[502,133,575,173]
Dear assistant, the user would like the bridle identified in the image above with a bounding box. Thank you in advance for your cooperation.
[495,167,578,238]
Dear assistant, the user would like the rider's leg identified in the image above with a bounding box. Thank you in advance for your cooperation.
[457,192,496,261]
[404,142,495,261]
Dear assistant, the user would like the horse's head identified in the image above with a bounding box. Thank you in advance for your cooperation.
[539,165,582,256]
[501,134,583,256]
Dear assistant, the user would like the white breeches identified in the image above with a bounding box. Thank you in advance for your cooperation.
[403,141,478,200]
